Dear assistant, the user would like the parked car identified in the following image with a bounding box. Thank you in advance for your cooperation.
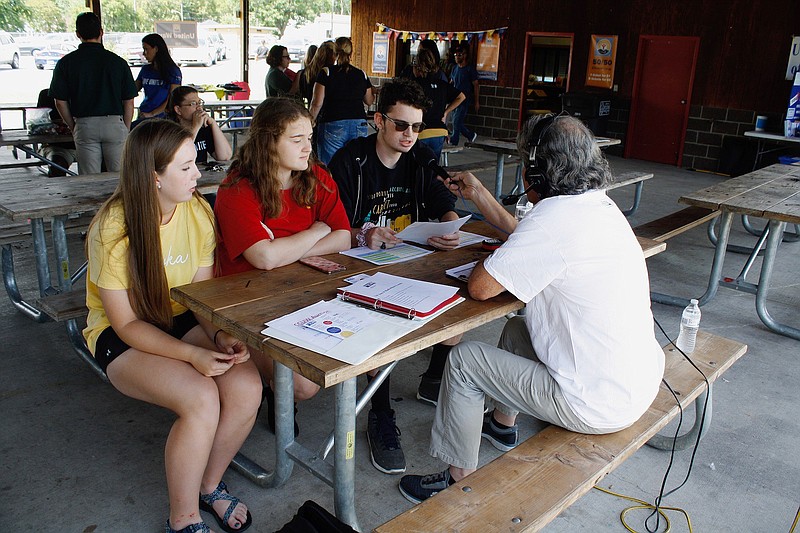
[283,38,308,64]
[34,42,78,70]
[25,33,77,57]
[112,33,147,66]
[172,35,218,67]
[0,31,21,69]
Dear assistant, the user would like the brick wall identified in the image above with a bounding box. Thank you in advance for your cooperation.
[464,84,522,140]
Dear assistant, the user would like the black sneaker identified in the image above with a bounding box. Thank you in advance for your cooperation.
[263,385,299,438]
[367,409,406,474]
[398,469,454,504]
[416,374,441,406]
[481,414,519,452]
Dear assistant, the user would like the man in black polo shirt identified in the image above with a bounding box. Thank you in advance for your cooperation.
[50,12,137,175]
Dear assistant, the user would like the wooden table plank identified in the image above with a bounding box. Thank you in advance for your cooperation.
[0,167,228,221]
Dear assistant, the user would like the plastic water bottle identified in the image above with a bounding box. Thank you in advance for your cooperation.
[676,299,701,353]
[515,195,533,220]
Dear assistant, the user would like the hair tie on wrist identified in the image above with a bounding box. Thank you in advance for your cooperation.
[213,329,224,346]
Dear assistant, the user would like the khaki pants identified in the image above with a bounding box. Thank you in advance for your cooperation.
[429,317,626,470]
[73,115,128,175]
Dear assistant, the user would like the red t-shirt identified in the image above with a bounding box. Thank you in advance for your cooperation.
[214,164,351,276]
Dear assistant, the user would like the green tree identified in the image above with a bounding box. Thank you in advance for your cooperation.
[250,0,328,39]
[100,0,143,32]
[0,0,31,31]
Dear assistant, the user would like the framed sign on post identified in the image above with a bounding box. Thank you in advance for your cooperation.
[154,20,198,48]
[585,35,617,89]
[476,33,500,81]
[372,32,389,75]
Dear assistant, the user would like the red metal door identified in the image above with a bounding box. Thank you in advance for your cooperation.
[625,36,699,166]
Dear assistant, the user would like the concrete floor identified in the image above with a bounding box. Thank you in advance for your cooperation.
[1,146,799,532]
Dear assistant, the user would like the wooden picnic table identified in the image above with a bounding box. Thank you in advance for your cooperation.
[679,163,800,339]
[0,165,229,321]
[465,137,622,200]
[170,221,665,529]
[0,129,76,175]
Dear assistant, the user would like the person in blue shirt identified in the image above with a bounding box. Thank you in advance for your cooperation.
[448,44,480,146]
[135,33,182,123]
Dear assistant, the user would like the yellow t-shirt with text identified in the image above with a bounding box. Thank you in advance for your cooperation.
[83,196,216,355]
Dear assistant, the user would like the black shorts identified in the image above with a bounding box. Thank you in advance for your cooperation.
[94,311,200,373]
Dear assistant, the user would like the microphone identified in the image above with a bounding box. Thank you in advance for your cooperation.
[421,155,452,182]
[501,184,535,205]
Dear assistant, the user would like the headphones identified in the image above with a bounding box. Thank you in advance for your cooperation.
[523,112,567,199]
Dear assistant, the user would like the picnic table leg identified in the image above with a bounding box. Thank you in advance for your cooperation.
[741,214,800,242]
[31,218,56,296]
[647,387,712,451]
[707,215,767,255]
[51,215,72,292]
[1,244,48,322]
[493,153,505,200]
[696,211,733,306]
[334,377,360,530]
[755,220,800,340]
[619,181,645,217]
[229,361,295,487]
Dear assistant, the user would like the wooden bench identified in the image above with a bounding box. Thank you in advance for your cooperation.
[633,206,719,242]
[375,330,747,533]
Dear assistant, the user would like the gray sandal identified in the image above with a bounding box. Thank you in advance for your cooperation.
[165,519,210,533]
[199,480,253,533]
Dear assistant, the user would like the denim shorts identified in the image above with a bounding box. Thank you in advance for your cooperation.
[94,311,199,373]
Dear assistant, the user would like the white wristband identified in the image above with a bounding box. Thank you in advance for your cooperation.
[356,222,376,247]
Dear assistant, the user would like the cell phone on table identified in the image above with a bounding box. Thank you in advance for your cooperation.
[299,256,347,274]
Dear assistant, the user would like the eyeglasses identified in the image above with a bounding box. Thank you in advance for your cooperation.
[382,114,426,133]
[282,55,290,58]
[180,99,204,108]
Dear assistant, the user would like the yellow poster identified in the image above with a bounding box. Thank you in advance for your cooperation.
[476,35,500,81]
[586,35,617,89]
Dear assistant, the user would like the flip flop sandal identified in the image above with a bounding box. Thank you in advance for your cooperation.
[165,519,210,533]
[199,481,253,533]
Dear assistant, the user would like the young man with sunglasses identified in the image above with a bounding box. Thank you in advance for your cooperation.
[328,78,462,475]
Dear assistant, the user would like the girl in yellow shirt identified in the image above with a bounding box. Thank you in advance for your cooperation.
[84,119,260,533]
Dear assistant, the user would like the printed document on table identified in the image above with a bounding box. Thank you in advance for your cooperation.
[446,261,478,282]
[454,230,487,249]
[339,272,459,317]
[339,242,433,265]
[262,297,463,365]
[394,215,471,244]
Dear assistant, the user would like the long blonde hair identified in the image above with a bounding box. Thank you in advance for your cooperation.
[227,98,325,219]
[305,41,335,85]
[89,119,204,330]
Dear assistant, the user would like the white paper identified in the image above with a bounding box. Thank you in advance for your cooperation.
[455,230,487,249]
[394,215,471,244]
[339,242,433,265]
[340,272,459,316]
[261,297,464,365]
[446,261,478,282]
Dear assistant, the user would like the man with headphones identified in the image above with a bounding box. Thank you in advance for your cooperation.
[398,114,665,504]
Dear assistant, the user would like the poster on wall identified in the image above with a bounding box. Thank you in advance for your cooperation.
[372,32,389,74]
[586,35,617,89]
[476,34,500,81]
[787,36,800,81]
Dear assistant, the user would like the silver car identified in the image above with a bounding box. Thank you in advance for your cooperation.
[0,31,21,69]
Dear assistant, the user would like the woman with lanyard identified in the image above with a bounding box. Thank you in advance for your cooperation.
[309,36,375,165]
[83,119,260,533]
[135,34,182,123]
[168,85,232,165]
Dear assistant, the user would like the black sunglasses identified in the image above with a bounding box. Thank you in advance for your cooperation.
[382,114,426,133]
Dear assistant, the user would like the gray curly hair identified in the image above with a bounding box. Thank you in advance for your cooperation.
[516,114,612,197]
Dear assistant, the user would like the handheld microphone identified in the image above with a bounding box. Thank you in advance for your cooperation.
[501,184,535,205]
[422,156,452,182]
